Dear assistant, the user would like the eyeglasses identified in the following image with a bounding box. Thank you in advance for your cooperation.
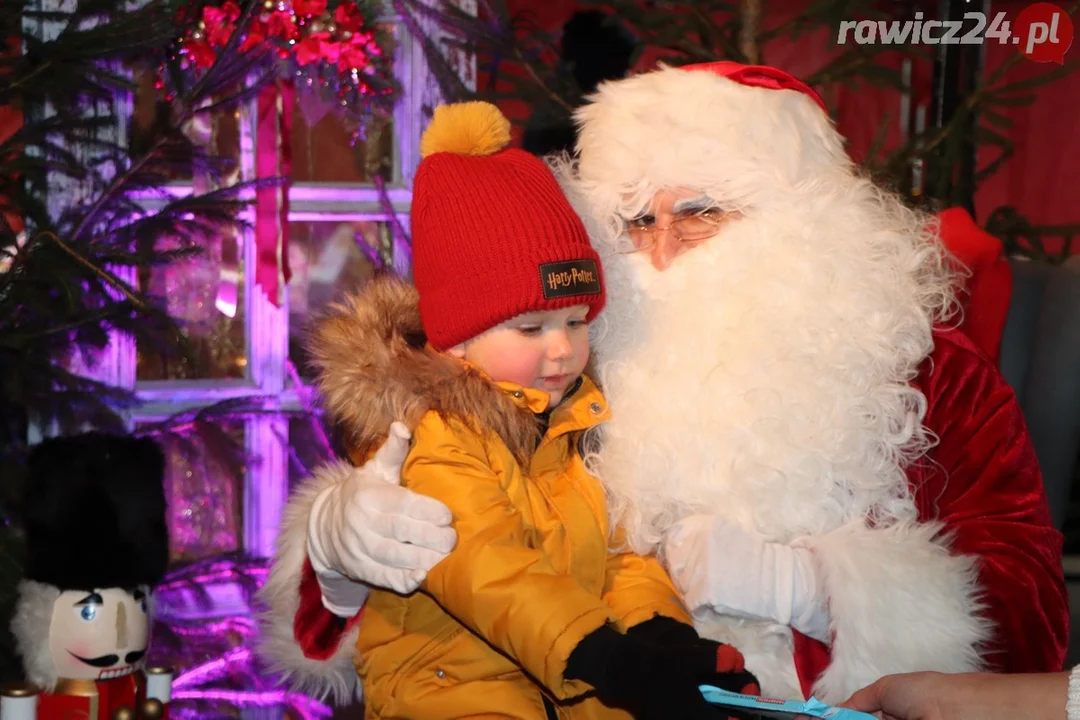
[617,207,730,254]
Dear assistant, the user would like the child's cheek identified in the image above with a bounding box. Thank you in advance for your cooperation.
[495,352,544,387]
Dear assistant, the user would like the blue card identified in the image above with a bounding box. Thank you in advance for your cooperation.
[700,685,879,719]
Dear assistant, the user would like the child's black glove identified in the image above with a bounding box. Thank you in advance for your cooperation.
[565,623,759,719]
[627,615,761,695]
[626,614,701,645]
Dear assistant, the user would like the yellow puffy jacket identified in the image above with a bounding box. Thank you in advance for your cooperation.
[306,276,691,719]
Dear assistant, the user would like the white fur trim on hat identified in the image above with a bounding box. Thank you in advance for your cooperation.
[255,460,363,706]
[574,64,850,242]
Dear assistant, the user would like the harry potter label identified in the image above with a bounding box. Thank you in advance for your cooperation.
[539,260,601,299]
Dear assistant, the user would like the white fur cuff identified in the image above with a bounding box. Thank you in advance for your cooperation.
[255,460,363,706]
[798,520,990,703]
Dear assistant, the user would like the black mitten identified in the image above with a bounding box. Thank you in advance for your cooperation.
[566,624,730,719]
[626,614,701,647]
[627,615,762,695]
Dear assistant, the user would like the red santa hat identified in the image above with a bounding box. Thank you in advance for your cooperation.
[573,61,850,235]
[679,61,828,113]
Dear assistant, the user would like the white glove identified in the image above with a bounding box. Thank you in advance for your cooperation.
[664,514,830,643]
[315,567,373,617]
[307,422,457,604]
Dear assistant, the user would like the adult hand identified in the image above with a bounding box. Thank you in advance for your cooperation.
[307,422,457,595]
[841,671,1070,720]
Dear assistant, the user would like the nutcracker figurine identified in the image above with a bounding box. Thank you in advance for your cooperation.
[4,433,174,720]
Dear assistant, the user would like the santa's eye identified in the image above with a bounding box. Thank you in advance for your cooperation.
[79,604,98,622]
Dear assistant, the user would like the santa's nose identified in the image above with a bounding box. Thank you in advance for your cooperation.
[649,230,685,271]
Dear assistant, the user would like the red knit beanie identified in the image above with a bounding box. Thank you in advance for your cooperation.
[411,102,605,350]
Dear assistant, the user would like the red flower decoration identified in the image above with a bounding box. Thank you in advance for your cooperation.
[201,6,223,27]
[294,32,328,65]
[321,41,343,63]
[201,2,241,47]
[337,37,368,71]
[333,3,364,33]
[208,21,235,46]
[292,0,327,17]
[240,19,268,52]
[267,10,299,41]
[296,32,351,65]
[186,39,217,68]
[201,2,238,29]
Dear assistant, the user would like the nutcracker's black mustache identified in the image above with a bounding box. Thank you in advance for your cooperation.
[67,649,147,667]
[69,652,119,667]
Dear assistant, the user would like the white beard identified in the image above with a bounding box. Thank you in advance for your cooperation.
[585,186,955,554]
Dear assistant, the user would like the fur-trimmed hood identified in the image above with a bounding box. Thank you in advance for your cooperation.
[307,274,543,465]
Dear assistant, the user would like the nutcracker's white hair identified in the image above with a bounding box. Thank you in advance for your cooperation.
[13,580,61,690]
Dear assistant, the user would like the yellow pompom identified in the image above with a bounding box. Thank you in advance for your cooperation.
[420,102,511,160]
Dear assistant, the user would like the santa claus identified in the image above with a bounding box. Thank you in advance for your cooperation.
[258,62,1068,706]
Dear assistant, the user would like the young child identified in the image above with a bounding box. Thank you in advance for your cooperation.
[304,102,758,719]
